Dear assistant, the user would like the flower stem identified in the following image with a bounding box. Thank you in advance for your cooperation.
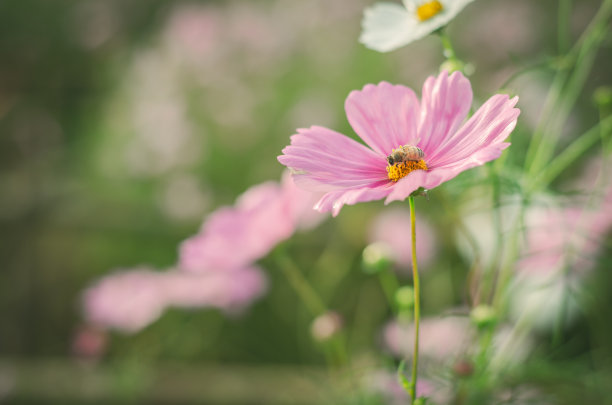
[408,196,421,404]
[378,267,401,313]
[275,250,349,367]
[528,114,612,191]
[275,251,327,317]
[438,29,456,60]
[525,0,612,178]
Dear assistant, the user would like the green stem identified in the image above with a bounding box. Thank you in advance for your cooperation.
[408,196,421,404]
[526,0,612,177]
[378,268,401,313]
[275,252,327,317]
[486,165,504,305]
[558,0,572,54]
[276,251,350,368]
[528,114,612,191]
[523,69,568,173]
[438,29,456,60]
[491,199,526,312]
[498,58,553,90]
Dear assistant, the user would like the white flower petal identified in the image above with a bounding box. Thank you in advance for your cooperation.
[360,0,475,52]
[360,3,418,52]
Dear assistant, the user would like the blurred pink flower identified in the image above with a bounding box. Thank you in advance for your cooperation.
[83,171,324,334]
[509,176,612,332]
[163,5,222,63]
[161,267,267,313]
[180,173,325,272]
[278,71,520,216]
[384,317,473,361]
[368,208,436,270]
[365,370,447,405]
[518,196,612,277]
[83,267,267,333]
[83,269,166,333]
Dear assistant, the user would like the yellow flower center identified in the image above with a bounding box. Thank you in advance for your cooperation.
[416,1,443,21]
[387,160,428,182]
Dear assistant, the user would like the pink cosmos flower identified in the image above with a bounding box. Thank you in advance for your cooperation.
[278,71,520,216]
[83,269,167,333]
[366,370,440,405]
[384,317,473,361]
[180,172,325,272]
[517,179,612,278]
[83,266,267,333]
[161,267,267,313]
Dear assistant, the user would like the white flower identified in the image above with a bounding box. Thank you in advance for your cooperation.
[359,0,474,52]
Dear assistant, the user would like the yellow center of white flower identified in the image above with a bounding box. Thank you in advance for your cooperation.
[387,160,428,182]
[416,1,443,21]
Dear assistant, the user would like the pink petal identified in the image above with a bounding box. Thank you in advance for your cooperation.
[427,94,519,168]
[83,269,166,333]
[314,183,392,216]
[384,169,433,203]
[345,82,420,155]
[418,71,473,156]
[280,171,328,230]
[162,267,267,312]
[179,182,294,272]
[278,126,388,191]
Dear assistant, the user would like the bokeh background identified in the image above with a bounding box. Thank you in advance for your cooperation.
[1,0,611,403]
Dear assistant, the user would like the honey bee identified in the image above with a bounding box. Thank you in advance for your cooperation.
[386,145,425,166]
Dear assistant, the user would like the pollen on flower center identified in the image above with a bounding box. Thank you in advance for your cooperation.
[416,1,443,21]
[387,160,428,182]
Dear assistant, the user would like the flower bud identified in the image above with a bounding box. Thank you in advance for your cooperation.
[310,311,343,342]
[439,60,474,76]
[470,304,497,329]
[453,358,474,377]
[395,286,415,311]
[361,242,393,274]
[594,86,612,108]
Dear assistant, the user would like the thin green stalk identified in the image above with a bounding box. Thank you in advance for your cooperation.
[526,0,612,177]
[523,70,568,172]
[528,114,612,191]
[408,196,421,404]
[482,168,505,305]
[498,59,552,90]
[558,0,572,54]
[491,198,526,312]
[438,29,456,60]
[275,252,327,317]
[530,28,605,173]
[276,251,351,369]
[378,268,401,313]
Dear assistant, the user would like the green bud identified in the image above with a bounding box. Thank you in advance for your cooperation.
[594,86,612,108]
[361,242,393,274]
[414,397,429,405]
[395,286,415,310]
[440,59,463,74]
[470,305,497,329]
[439,60,474,76]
